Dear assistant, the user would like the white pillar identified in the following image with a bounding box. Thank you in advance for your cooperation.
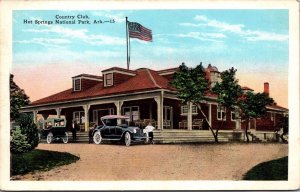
[187,102,193,130]
[83,105,90,132]
[56,108,61,118]
[114,101,123,116]
[154,94,163,130]
[235,109,241,130]
[114,101,123,124]
[33,110,38,124]
[42,114,49,129]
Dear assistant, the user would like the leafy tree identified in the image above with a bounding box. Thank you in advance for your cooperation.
[171,63,217,141]
[212,67,243,142]
[238,91,274,142]
[16,113,39,151]
[10,74,30,121]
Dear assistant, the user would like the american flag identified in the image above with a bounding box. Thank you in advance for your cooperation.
[128,21,152,42]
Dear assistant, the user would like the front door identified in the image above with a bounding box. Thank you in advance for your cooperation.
[163,106,173,129]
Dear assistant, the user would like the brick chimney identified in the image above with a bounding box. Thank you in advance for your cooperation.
[264,82,269,95]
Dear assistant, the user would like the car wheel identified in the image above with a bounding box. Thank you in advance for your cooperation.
[46,132,53,144]
[93,131,102,144]
[124,132,131,146]
[63,132,68,144]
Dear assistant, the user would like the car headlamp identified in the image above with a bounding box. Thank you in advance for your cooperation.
[133,128,137,133]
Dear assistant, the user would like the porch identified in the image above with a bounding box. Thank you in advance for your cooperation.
[23,90,215,132]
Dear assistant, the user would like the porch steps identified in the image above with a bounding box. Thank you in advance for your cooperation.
[153,130,229,143]
[248,132,262,142]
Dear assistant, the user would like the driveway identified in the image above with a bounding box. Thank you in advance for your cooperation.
[13,143,288,180]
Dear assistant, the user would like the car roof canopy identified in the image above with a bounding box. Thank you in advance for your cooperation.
[101,115,129,120]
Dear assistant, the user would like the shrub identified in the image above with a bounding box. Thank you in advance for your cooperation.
[10,127,31,154]
[11,113,39,153]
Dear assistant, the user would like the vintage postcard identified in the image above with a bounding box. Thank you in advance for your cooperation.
[0,0,299,190]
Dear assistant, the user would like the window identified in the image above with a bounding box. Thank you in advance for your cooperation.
[217,106,226,121]
[123,106,139,122]
[231,111,236,121]
[271,113,275,121]
[73,78,81,91]
[181,105,197,115]
[104,73,113,87]
[210,72,221,88]
[73,111,85,124]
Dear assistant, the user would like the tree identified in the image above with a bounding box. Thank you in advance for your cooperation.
[238,91,274,142]
[171,63,217,141]
[11,113,39,153]
[212,67,243,142]
[10,74,30,121]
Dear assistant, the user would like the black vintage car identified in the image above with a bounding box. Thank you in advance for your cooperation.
[92,115,153,146]
[39,118,68,144]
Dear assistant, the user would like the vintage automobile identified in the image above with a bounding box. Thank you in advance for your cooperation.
[39,117,68,144]
[92,115,153,146]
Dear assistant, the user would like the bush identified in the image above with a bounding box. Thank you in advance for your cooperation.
[10,127,31,154]
[11,113,39,153]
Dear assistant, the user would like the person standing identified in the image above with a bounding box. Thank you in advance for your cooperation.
[71,120,78,141]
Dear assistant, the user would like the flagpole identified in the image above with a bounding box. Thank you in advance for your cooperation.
[125,17,129,70]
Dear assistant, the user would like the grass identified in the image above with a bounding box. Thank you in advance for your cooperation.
[11,149,79,176]
[243,156,288,180]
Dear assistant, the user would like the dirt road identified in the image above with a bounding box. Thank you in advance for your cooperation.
[12,143,288,180]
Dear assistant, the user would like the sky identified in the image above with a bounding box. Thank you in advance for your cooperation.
[12,10,289,107]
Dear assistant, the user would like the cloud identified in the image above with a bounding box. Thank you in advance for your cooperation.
[180,15,288,42]
[23,25,124,45]
[14,38,71,48]
[175,32,226,42]
[92,11,127,23]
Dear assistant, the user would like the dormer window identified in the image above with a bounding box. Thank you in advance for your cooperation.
[73,78,81,91]
[104,73,113,87]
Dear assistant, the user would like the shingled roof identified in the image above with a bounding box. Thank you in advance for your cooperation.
[30,68,175,106]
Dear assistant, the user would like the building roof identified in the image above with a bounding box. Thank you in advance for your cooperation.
[72,74,102,80]
[241,86,254,91]
[28,66,288,113]
[30,68,174,106]
[267,104,288,112]
[101,67,137,74]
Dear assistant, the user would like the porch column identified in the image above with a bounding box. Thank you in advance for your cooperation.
[42,114,49,129]
[56,108,61,118]
[33,110,38,124]
[83,104,90,132]
[154,93,163,130]
[187,102,192,130]
[114,101,124,116]
[235,109,241,130]
[114,101,124,124]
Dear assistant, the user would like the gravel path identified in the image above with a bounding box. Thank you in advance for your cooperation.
[12,143,288,181]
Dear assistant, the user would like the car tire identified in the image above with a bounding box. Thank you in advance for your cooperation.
[124,132,131,146]
[63,132,68,144]
[46,132,53,144]
[93,131,102,144]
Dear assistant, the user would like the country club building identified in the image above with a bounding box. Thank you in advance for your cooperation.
[21,64,288,141]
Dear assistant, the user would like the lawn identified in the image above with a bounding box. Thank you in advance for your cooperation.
[11,149,79,176]
[243,156,288,180]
